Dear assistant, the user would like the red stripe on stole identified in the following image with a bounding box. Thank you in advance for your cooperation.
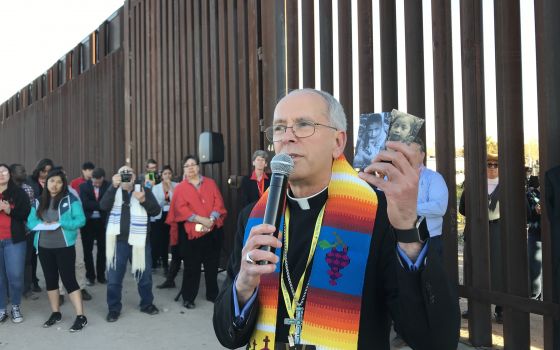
[250,205,266,218]
[258,272,279,307]
[323,202,377,233]
[304,287,362,331]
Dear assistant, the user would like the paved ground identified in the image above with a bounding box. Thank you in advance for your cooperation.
[0,265,480,350]
[0,267,224,349]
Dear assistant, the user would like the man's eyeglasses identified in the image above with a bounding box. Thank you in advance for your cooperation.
[264,120,338,142]
[487,162,499,169]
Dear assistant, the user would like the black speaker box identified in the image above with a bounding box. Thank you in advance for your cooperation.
[198,131,224,164]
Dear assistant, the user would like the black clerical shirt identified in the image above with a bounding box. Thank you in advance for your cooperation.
[275,188,328,344]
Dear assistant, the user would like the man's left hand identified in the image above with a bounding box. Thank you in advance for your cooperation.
[359,141,422,259]
[132,190,146,203]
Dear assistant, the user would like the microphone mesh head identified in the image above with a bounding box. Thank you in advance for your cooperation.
[270,153,294,176]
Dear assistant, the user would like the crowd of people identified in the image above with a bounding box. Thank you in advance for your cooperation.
[0,153,236,332]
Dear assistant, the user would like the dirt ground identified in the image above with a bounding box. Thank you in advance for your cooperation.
[457,238,544,350]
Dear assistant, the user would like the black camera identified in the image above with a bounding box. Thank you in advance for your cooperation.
[120,172,133,183]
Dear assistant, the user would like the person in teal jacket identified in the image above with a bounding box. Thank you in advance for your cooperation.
[27,168,88,332]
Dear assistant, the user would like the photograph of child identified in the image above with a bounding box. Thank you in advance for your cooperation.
[353,112,390,170]
[386,109,424,144]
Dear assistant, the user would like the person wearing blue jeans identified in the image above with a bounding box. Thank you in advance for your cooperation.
[100,165,161,322]
[0,240,27,323]
[107,241,154,312]
[0,163,31,324]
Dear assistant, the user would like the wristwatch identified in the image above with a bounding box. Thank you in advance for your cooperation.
[393,216,428,243]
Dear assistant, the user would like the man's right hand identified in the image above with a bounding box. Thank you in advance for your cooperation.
[111,174,122,188]
[235,224,282,306]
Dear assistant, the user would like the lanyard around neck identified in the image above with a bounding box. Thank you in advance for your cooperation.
[280,204,326,333]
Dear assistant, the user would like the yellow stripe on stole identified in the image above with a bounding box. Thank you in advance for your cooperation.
[302,323,359,349]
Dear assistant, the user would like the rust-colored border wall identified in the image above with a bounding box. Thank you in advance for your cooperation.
[124,0,266,260]
[0,50,125,179]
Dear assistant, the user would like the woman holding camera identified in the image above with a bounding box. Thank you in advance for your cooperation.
[27,168,87,332]
[166,155,227,309]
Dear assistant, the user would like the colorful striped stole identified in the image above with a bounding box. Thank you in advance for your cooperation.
[243,156,377,350]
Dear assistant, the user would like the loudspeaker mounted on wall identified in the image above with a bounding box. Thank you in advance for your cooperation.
[198,131,224,164]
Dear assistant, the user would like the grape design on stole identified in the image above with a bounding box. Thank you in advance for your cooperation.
[319,232,350,286]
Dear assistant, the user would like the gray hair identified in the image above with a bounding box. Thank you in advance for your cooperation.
[252,150,269,162]
[277,89,348,132]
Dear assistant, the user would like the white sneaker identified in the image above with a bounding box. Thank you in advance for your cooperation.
[0,310,7,323]
[11,305,23,323]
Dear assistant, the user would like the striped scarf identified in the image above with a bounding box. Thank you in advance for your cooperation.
[243,156,377,350]
[106,189,148,275]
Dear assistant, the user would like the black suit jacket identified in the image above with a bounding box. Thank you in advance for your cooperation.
[545,166,560,318]
[79,180,111,221]
[239,174,271,209]
[546,165,560,227]
[213,190,460,350]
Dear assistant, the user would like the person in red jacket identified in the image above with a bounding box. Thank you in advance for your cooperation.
[166,155,227,309]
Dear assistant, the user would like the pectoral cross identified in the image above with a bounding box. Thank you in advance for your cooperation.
[284,305,304,345]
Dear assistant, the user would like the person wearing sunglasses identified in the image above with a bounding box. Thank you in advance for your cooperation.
[460,153,504,323]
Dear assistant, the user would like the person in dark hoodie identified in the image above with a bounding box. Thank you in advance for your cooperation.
[25,158,54,292]
[9,164,37,300]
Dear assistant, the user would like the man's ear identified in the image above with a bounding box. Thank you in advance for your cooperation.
[332,131,347,159]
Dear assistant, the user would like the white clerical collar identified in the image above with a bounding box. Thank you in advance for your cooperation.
[287,186,328,210]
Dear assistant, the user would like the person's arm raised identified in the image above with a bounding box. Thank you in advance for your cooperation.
[359,141,423,260]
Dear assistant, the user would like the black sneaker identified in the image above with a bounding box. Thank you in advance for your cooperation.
[43,312,62,328]
[81,289,92,301]
[69,315,87,332]
[97,277,107,284]
[183,301,195,309]
[156,280,175,289]
[32,282,42,293]
[106,311,120,322]
[140,304,159,315]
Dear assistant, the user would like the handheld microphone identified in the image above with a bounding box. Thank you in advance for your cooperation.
[258,153,294,264]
